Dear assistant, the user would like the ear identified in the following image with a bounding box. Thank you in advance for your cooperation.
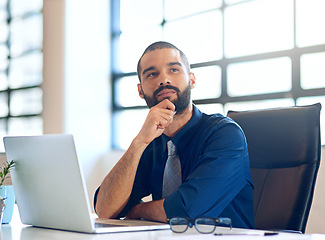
[189,72,196,89]
[137,83,145,99]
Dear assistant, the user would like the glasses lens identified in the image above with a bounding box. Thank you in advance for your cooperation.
[195,218,216,234]
[169,218,189,233]
[217,218,232,229]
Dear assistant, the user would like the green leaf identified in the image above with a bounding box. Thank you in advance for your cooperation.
[0,160,15,186]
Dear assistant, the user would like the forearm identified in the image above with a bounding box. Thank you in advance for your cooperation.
[96,138,148,219]
[96,100,176,219]
[126,199,167,223]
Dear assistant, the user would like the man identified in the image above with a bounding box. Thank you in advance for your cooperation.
[94,41,255,228]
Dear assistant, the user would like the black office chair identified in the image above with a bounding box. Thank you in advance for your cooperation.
[227,103,322,233]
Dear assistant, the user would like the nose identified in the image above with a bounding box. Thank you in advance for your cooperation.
[160,81,170,86]
[159,73,171,86]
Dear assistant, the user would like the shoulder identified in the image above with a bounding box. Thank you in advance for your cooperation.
[195,112,247,149]
[200,112,243,134]
[192,105,239,129]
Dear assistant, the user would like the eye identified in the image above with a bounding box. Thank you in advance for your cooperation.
[171,68,179,73]
[147,72,157,78]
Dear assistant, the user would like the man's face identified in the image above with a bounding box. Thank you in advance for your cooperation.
[137,48,195,114]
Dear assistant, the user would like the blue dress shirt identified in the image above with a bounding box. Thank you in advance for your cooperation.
[94,105,255,228]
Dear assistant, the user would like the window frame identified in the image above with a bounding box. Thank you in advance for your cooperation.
[0,1,43,152]
[111,0,325,149]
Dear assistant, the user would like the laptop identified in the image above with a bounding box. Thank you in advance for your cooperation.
[3,134,169,234]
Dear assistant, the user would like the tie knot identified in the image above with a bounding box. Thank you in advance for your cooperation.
[167,140,177,156]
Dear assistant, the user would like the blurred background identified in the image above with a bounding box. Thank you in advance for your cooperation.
[0,0,324,233]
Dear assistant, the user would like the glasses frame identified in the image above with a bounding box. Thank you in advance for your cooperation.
[168,217,232,234]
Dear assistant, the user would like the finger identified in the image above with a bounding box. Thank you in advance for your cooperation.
[155,116,172,129]
[156,109,175,126]
[149,106,175,122]
[156,99,176,112]
[163,114,174,128]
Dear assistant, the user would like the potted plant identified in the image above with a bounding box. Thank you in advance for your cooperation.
[0,160,15,224]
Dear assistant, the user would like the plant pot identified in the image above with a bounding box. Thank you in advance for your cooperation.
[0,198,4,225]
[0,185,15,224]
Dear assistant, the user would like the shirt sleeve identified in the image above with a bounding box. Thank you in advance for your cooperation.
[163,120,250,219]
[93,152,151,219]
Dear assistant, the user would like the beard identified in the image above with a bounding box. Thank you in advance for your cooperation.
[142,81,191,115]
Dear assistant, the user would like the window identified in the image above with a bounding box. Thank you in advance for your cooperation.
[0,0,43,152]
[112,0,325,149]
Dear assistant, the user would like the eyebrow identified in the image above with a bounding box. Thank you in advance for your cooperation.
[168,62,182,67]
[142,66,155,76]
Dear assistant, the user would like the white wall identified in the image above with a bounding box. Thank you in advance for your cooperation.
[64,0,110,210]
[43,0,110,211]
[42,0,65,134]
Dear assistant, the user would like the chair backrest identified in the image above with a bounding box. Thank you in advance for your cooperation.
[227,103,322,233]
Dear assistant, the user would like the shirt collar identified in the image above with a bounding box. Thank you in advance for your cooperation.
[161,104,202,149]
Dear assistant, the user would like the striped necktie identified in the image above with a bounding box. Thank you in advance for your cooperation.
[162,140,182,198]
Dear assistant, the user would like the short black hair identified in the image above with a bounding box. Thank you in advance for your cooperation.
[137,41,190,82]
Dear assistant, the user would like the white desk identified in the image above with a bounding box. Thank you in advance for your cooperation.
[1,206,325,240]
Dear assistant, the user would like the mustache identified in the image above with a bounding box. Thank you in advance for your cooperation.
[153,85,180,98]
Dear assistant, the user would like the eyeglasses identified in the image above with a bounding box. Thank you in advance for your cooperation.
[168,217,232,234]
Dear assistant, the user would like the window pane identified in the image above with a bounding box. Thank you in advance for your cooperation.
[0,59,8,71]
[10,0,42,17]
[9,52,42,88]
[10,88,42,116]
[0,0,8,8]
[192,66,221,100]
[0,21,8,42]
[115,76,146,107]
[296,0,325,47]
[0,72,7,90]
[10,14,43,56]
[0,0,43,152]
[225,99,295,113]
[224,0,294,58]
[113,109,148,150]
[119,26,163,73]
[0,8,7,22]
[227,57,292,96]
[0,44,9,59]
[120,0,163,31]
[0,119,6,152]
[8,116,42,135]
[164,10,223,63]
[0,92,8,117]
[301,52,325,89]
[164,0,222,20]
[225,0,248,4]
[196,103,224,115]
[296,96,325,145]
